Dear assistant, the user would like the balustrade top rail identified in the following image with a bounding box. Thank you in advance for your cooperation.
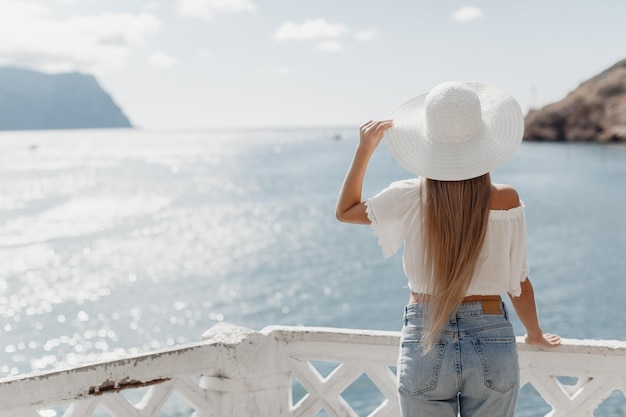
[0,323,625,417]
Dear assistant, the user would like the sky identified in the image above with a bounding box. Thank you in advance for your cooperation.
[0,0,625,130]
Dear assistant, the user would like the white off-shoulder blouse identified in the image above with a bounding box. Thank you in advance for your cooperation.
[365,178,529,297]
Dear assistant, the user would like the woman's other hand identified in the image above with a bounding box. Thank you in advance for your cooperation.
[509,279,561,349]
[525,332,561,348]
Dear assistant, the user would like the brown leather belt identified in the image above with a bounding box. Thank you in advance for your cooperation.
[409,293,502,315]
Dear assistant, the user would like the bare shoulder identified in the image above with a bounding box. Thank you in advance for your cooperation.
[490,183,521,210]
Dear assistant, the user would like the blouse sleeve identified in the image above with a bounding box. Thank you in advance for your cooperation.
[364,179,422,258]
[508,204,530,297]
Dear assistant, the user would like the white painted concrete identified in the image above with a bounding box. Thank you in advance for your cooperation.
[0,323,624,417]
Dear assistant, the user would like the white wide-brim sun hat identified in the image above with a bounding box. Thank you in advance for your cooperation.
[385,82,524,181]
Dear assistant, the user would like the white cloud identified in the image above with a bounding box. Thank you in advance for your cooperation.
[177,0,256,20]
[273,19,348,42]
[149,51,177,69]
[316,41,343,53]
[0,1,160,73]
[451,6,484,22]
[0,1,48,18]
[354,29,378,42]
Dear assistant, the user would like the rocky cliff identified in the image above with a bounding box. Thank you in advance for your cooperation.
[0,67,132,131]
[524,59,626,142]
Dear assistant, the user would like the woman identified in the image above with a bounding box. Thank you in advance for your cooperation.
[336,82,560,417]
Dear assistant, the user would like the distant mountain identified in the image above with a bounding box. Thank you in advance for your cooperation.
[0,67,132,131]
[524,59,626,142]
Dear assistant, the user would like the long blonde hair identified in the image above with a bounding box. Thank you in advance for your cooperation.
[421,173,491,351]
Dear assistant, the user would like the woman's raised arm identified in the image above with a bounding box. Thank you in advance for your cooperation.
[336,120,392,224]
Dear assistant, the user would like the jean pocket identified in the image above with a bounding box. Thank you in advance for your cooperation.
[398,339,447,396]
[472,337,519,393]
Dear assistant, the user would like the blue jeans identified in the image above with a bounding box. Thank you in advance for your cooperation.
[398,301,519,417]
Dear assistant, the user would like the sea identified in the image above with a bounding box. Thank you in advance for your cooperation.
[0,127,625,416]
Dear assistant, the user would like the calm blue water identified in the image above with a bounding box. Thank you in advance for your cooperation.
[0,128,625,416]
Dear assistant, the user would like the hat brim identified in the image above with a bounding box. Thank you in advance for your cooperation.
[385,83,524,181]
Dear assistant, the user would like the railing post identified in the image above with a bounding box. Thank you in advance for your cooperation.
[198,322,291,417]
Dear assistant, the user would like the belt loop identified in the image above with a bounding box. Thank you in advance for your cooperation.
[403,305,408,326]
[502,302,509,320]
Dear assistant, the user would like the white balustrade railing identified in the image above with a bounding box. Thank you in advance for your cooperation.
[0,322,625,417]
